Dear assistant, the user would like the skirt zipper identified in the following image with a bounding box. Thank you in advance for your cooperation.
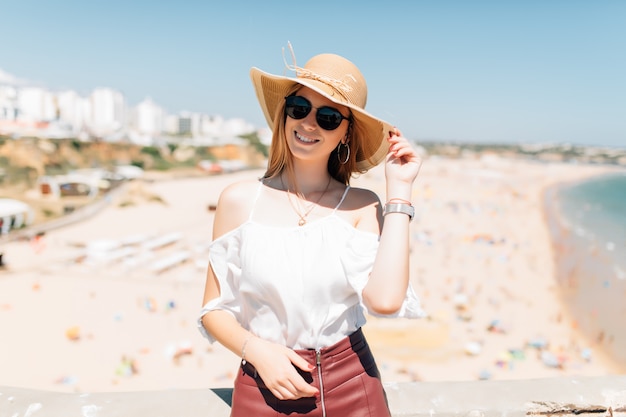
[316,349,326,417]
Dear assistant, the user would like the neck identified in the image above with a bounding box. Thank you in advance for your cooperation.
[283,161,332,195]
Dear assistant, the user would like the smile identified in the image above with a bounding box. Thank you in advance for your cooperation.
[295,132,319,144]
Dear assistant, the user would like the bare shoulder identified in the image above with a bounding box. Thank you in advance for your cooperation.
[343,186,381,209]
[341,186,382,234]
[213,178,261,238]
[218,179,260,205]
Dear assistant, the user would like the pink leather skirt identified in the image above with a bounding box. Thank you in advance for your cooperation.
[230,328,391,417]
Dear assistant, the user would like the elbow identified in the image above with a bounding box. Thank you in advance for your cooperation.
[370,302,403,316]
[199,312,213,335]
[363,293,404,316]
[201,310,220,330]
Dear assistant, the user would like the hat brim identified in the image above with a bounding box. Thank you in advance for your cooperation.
[250,67,393,171]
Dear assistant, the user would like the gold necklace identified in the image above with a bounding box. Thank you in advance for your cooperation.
[282,176,332,226]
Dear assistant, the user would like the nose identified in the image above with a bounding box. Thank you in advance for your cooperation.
[301,109,318,130]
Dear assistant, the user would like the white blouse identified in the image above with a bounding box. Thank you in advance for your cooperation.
[198,183,426,350]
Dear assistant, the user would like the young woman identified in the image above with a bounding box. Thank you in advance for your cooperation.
[199,47,426,416]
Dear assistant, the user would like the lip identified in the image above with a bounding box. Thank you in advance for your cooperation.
[295,131,319,144]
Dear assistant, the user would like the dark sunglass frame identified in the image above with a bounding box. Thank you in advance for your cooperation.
[284,95,351,131]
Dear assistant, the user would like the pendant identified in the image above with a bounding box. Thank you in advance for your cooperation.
[298,218,306,226]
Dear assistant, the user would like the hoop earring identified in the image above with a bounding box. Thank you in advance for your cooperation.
[337,142,350,165]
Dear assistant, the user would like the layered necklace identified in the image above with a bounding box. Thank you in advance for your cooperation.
[281,175,332,226]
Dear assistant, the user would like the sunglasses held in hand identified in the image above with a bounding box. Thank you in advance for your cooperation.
[284,95,351,131]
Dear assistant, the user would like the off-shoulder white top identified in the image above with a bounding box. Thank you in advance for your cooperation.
[198,181,426,350]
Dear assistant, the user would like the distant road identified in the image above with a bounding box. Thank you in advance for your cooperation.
[5,182,130,243]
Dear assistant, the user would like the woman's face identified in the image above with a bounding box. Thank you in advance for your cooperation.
[283,86,351,164]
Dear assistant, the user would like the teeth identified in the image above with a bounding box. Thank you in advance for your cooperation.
[296,132,317,143]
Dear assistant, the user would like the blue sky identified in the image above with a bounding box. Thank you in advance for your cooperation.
[1,0,624,147]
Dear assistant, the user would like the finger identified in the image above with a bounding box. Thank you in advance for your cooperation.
[387,136,411,151]
[287,352,319,397]
[388,126,404,138]
[393,145,415,157]
[271,384,295,401]
[289,351,316,373]
[393,152,420,165]
[389,143,414,158]
[387,132,402,142]
[388,140,406,155]
[293,378,319,397]
[273,378,316,400]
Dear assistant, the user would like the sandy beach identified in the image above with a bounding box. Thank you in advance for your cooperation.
[0,155,623,394]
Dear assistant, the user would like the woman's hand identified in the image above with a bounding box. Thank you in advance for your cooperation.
[385,128,422,192]
[246,338,319,400]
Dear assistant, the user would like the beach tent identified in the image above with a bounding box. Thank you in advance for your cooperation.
[0,198,34,234]
[37,174,101,198]
[114,165,144,180]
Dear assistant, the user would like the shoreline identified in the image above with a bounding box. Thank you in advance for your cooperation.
[0,156,624,393]
[542,173,626,371]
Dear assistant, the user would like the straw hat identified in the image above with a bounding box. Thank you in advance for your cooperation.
[250,48,394,171]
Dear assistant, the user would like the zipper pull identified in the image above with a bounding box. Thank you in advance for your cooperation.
[316,349,322,366]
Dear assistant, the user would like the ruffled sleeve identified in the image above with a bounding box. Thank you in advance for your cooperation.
[197,231,243,343]
[342,230,427,319]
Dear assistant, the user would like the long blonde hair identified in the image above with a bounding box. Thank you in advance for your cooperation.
[262,85,370,186]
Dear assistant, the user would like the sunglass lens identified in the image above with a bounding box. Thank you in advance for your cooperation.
[285,96,312,120]
[316,107,343,130]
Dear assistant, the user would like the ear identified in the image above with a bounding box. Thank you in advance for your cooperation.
[344,122,352,144]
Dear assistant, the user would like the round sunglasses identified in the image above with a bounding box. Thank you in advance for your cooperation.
[284,95,351,131]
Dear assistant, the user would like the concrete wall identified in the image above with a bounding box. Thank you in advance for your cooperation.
[2,376,625,417]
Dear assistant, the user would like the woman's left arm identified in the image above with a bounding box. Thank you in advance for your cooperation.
[362,129,422,315]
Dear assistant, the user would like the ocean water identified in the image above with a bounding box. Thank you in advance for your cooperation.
[545,171,626,370]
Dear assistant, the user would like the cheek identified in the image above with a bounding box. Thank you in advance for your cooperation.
[283,116,290,130]
[282,120,294,146]
[331,125,348,145]
[329,133,343,147]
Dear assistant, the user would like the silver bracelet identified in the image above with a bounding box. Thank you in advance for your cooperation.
[241,336,252,365]
[383,203,415,222]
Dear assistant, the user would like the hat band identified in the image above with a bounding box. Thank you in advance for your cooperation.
[283,42,355,102]
[294,68,355,102]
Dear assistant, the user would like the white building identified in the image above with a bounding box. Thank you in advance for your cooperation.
[199,115,255,138]
[17,87,57,122]
[134,97,165,136]
[86,88,126,138]
[163,114,180,135]
[220,117,255,137]
[1,67,262,143]
[57,90,89,135]
[0,86,18,120]
[177,111,201,136]
[200,114,224,137]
